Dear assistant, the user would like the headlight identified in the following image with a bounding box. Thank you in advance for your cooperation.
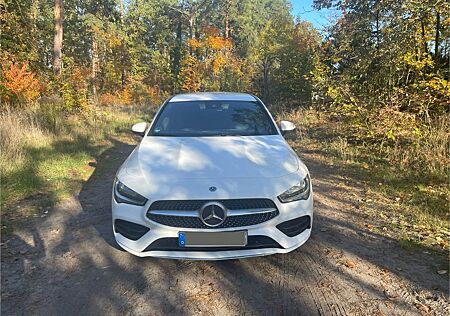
[114,179,148,206]
[278,175,311,203]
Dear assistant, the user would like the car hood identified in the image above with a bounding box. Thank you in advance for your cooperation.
[118,135,308,199]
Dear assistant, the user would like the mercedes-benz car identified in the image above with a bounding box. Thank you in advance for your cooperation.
[112,92,313,259]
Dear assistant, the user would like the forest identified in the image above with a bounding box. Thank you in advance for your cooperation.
[2,0,447,111]
[1,0,448,110]
[0,0,449,250]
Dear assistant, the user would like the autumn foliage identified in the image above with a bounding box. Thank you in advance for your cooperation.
[0,61,41,105]
[180,27,247,93]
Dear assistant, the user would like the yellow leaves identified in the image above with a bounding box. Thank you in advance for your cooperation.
[401,52,433,71]
[327,87,339,98]
[425,77,450,97]
[212,54,226,75]
[187,38,201,49]
[120,87,132,105]
[386,129,395,141]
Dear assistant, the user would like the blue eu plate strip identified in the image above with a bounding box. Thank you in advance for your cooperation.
[178,232,186,247]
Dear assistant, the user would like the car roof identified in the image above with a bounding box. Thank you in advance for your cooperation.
[169,92,257,103]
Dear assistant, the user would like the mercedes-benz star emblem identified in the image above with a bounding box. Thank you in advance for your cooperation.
[199,202,226,227]
[209,186,217,192]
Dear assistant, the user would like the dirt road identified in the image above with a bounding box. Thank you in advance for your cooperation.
[1,136,448,315]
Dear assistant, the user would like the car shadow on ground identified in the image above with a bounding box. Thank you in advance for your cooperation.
[77,137,133,250]
[1,134,448,315]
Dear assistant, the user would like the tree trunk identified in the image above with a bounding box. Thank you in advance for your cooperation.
[92,34,98,99]
[120,0,124,21]
[188,13,195,55]
[120,0,125,90]
[53,0,63,75]
[189,15,195,39]
[172,17,183,82]
[434,10,440,66]
[375,9,379,50]
[421,19,428,54]
[30,0,39,62]
[262,57,270,101]
[224,0,231,38]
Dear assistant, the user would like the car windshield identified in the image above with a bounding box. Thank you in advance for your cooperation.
[149,101,278,137]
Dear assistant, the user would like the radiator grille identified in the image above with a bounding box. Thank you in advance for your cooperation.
[147,199,279,229]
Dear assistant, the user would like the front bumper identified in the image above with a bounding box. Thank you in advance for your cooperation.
[112,195,313,260]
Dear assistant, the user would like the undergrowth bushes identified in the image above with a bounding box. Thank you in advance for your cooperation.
[278,105,448,251]
[277,102,448,180]
[329,105,449,178]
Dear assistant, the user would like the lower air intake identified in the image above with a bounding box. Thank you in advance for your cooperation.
[114,219,150,240]
[276,216,311,237]
[143,235,282,252]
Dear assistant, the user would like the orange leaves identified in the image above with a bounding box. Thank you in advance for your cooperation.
[98,87,134,106]
[1,61,41,105]
[68,67,90,92]
[146,86,166,106]
[121,87,132,105]
[206,36,232,51]
[98,93,120,106]
[187,29,232,53]
[212,54,226,75]
[181,26,241,91]
[180,55,201,92]
[187,38,201,49]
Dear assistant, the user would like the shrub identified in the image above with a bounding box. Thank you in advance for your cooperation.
[0,61,41,106]
[98,87,134,107]
[98,93,120,106]
[60,66,90,111]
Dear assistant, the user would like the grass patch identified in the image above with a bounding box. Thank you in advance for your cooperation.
[0,105,152,220]
[279,108,449,253]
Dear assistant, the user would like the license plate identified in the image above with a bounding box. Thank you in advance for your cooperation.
[178,231,247,247]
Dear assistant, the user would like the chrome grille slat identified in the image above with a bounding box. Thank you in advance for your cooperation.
[148,207,277,217]
[227,208,277,216]
[148,210,198,217]
[147,199,279,229]
[148,199,276,211]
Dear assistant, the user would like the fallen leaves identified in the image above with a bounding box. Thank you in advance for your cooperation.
[344,259,356,269]
[415,302,430,313]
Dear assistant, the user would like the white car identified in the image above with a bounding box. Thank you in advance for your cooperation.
[112,92,313,260]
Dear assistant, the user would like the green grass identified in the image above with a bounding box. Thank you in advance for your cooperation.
[0,106,149,217]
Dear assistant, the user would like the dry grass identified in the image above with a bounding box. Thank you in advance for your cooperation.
[279,107,449,253]
[385,116,449,177]
[0,104,147,211]
[0,107,52,166]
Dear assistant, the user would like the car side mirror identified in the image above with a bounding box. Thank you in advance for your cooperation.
[131,122,147,137]
[280,120,296,135]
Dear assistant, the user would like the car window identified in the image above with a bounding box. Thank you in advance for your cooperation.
[149,101,278,137]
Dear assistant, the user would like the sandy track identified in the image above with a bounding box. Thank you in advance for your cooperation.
[1,137,448,315]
